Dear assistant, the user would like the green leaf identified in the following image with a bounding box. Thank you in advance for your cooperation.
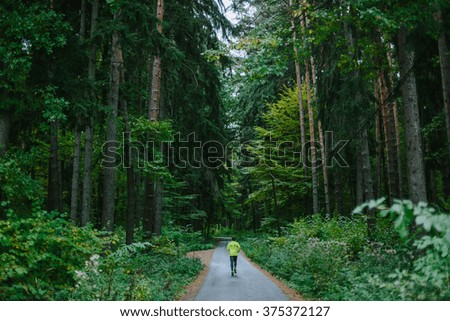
[15,267,27,275]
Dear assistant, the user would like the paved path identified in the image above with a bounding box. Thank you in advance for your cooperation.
[194,240,289,301]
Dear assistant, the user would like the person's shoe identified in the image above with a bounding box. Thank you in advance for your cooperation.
[234,269,237,275]
[231,271,234,277]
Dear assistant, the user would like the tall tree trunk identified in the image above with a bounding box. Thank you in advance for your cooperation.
[149,0,164,235]
[343,5,374,230]
[378,70,397,201]
[79,0,86,38]
[102,10,123,231]
[70,129,81,222]
[387,48,404,199]
[374,82,382,199]
[124,118,135,245]
[301,15,318,213]
[0,111,11,157]
[289,0,306,165]
[436,8,450,162]
[305,62,318,213]
[318,120,330,214]
[71,0,87,223]
[81,0,99,226]
[81,122,93,226]
[361,128,374,202]
[397,28,427,203]
[361,127,375,238]
[48,121,63,212]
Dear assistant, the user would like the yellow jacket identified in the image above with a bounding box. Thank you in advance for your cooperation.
[227,240,241,256]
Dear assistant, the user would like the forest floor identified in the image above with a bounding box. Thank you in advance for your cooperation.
[180,241,303,301]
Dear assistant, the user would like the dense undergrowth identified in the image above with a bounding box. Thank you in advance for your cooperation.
[0,205,212,300]
[241,200,450,300]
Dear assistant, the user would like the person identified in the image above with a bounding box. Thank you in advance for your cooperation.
[226,236,241,276]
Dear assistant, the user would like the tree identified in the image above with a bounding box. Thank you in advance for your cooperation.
[150,0,165,236]
[435,6,450,162]
[102,7,123,231]
[398,27,427,203]
[81,0,99,226]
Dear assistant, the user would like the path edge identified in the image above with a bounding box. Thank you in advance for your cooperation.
[178,249,215,301]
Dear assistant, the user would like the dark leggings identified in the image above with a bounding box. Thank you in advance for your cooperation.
[230,256,237,271]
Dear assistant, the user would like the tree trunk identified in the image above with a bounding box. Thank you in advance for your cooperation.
[47,121,63,212]
[374,82,382,199]
[442,166,450,198]
[318,120,330,214]
[102,11,123,231]
[334,171,343,214]
[300,14,318,213]
[71,0,87,224]
[387,48,404,199]
[81,0,99,226]
[0,111,11,157]
[361,128,374,201]
[397,28,427,203]
[70,129,81,222]
[436,9,450,162]
[81,122,93,226]
[149,0,164,235]
[378,70,398,202]
[134,171,142,228]
[270,172,282,237]
[143,178,154,239]
[289,0,306,165]
[356,152,363,205]
[79,0,86,39]
[125,128,135,244]
[361,127,376,238]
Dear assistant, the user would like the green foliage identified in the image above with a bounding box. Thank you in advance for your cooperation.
[354,198,450,300]
[0,206,206,300]
[0,0,69,96]
[243,86,312,225]
[163,226,215,253]
[69,242,203,300]
[0,208,103,300]
[243,203,450,300]
[0,154,42,213]
[242,216,366,299]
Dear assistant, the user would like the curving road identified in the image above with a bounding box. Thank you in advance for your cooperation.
[194,240,290,301]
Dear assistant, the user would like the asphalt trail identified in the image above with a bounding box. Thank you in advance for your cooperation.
[194,240,289,301]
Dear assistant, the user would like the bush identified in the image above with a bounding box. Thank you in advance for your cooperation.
[0,206,205,301]
[70,242,203,300]
[0,207,103,300]
[352,199,450,300]
[163,226,214,253]
[243,201,450,300]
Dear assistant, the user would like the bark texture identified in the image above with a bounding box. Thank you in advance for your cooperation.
[397,28,427,203]
[81,0,99,226]
[102,13,123,231]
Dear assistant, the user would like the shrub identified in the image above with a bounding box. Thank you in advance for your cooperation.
[353,199,450,300]
[70,242,203,300]
[0,207,102,300]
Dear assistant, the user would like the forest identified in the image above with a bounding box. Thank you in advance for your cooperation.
[0,0,449,301]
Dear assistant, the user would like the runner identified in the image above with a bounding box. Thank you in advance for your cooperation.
[226,236,241,276]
